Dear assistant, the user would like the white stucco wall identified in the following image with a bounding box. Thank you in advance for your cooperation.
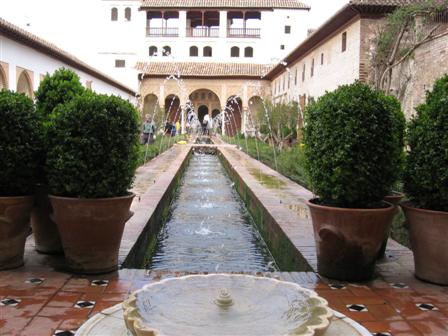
[0,34,136,103]
[271,18,361,104]
[99,0,310,65]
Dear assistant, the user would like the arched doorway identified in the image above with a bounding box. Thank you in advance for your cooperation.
[188,89,220,120]
[225,96,242,136]
[165,94,180,122]
[142,94,161,121]
[17,71,32,98]
[198,105,209,123]
[0,66,7,90]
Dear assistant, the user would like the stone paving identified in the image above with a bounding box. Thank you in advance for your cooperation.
[1,141,448,336]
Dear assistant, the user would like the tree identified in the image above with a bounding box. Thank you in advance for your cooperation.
[371,1,448,93]
[253,99,299,148]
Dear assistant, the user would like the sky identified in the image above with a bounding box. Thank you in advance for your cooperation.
[0,0,348,75]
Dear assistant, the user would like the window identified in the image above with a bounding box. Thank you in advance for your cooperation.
[125,7,131,21]
[111,7,118,21]
[231,46,239,57]
[190,46,198,57]
[295,68,298,85]
[149,46,158,56]
[86,80,92,89]
[280,45,285,50]
[285,25,291,34]
[342,32,347,52]
[321,53,324,65]
[203,46,212,57]
[115,59,125,68]
[162,46,171,56]
[311,58,314,77]
[244,47,253,58]
[302,64,306,82]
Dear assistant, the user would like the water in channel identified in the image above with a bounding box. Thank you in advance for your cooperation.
[147,152,278,272]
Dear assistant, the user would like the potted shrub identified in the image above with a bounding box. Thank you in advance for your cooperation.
[401,75,448,285]
[0,90,40,269]
[378,95,406,258]
[46,92,140,274]
[304,82,402,281]
[33,68,85,254]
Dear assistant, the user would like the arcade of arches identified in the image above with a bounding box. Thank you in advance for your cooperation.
[139,78,270,136]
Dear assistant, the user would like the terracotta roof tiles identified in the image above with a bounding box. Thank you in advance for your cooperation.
[140,0,310,10]
[136,61,273,78]
[0,17,135,95]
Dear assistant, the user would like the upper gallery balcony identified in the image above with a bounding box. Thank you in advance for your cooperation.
[145,10,261,38]
[146,11,180,37]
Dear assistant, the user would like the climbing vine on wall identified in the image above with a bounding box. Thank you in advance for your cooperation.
[371,0,448,93]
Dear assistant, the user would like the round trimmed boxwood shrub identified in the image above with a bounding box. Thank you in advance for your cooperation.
[0,90,40,196]
[404,75,448,212]
[304,82,404,208]
[35,68,85,119]
[46,92,140,198]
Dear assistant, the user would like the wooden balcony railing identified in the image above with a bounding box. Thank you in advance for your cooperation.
[146,27,179,37]
[227,28,260,38]
[186,27,219,37]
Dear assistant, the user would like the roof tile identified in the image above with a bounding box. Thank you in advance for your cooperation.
[140,0,310,10]
[136,61,273,78]
[0,17,135,95]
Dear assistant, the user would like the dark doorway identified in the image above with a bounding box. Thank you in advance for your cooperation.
[198,105,209,123]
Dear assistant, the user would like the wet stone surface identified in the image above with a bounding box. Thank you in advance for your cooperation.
[147,153,277,272]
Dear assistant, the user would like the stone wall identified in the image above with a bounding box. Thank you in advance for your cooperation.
[390,30,448,118]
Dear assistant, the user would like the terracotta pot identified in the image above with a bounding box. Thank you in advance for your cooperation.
[377,192,405,259]
[306,199,395,281]
[401,201,448,285]
[0,196,34,270]
[384,192,404,206]
[49,193,135,274]
[30,185,63,254]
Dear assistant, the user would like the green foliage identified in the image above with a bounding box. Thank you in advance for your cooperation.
[0,90,40,196]
[223,136,309,188]
[304,82,403,208]
[138,135,186,165]
[383,95,406,190]
[404,74,448,211]
[46,92,140,198]
[35,68,85,120]
[254,100,298,144]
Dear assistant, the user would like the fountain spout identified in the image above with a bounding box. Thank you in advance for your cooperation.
[215,289,234,308]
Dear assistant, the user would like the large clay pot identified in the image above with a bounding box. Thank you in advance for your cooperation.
[401,202,448,285]
[0,196,34,270]
[31,185,63,254]
[49,193,135,274]
[377,192,404,259]
[307,199,395,281]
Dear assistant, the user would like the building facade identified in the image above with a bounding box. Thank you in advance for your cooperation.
[98,0,310,134]
[0,17,136,102]
[267,0,448,117]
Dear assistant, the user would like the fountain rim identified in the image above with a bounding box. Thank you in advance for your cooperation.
[123,273,334,336]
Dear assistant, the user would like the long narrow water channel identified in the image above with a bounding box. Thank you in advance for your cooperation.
[147,152,278,272]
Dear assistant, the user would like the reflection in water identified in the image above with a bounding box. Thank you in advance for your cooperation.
[147,153,277,272]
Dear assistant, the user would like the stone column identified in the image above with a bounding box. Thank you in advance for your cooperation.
[242,106,248,135]
[179,96,186,134]
[221,105,226,136]
[179,11,187,38]
[219,11,227,38]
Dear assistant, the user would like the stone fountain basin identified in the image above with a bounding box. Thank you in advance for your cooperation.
[123,274,333,336]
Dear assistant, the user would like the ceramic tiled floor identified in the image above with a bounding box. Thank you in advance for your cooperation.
[2,143,447,335]
[1,269,448,336]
